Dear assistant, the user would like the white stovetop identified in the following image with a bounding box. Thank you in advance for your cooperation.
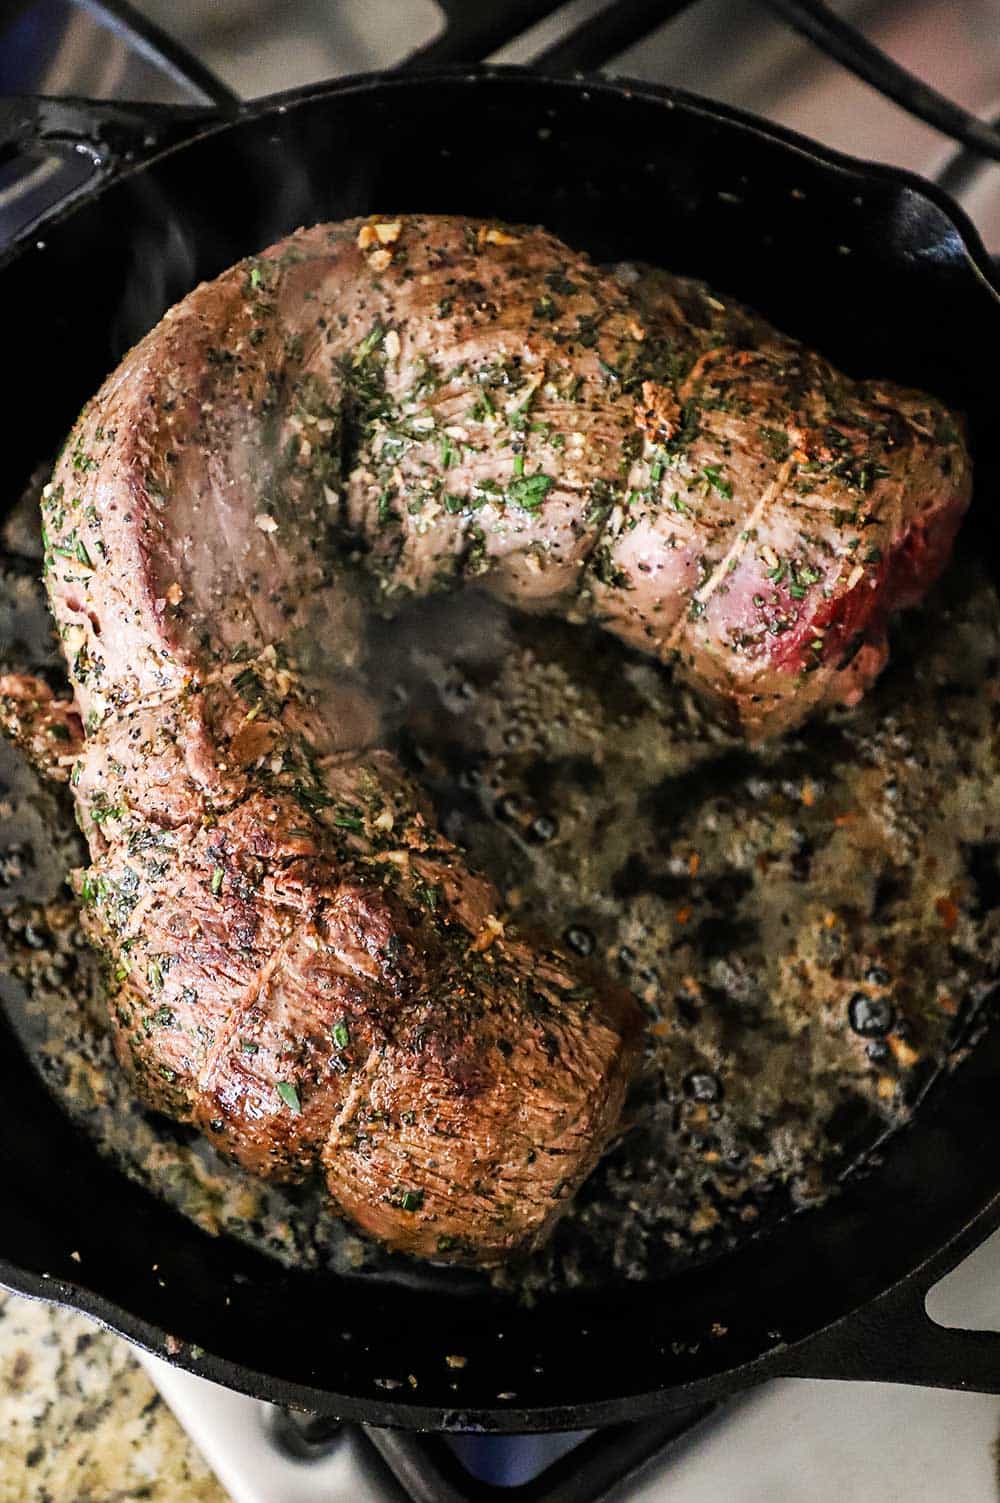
[138,1358,1000,1503]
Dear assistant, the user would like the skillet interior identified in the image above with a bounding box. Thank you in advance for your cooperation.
[2,68,1000,1427]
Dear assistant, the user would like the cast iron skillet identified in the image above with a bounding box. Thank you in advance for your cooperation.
[2,64,1000,1431]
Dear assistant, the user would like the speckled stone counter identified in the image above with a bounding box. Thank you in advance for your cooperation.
[0,1291,229,1503]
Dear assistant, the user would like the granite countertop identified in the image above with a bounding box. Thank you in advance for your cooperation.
[0,1290,229,1503]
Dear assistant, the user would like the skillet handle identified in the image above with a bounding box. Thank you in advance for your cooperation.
[774,1234,1000,1392]
[0,95,224,187]
[0,96,227,246]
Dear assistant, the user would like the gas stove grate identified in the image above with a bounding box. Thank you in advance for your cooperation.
[54,0,1000,163]
[270,1403,717,1502]
[4,0,1000,248]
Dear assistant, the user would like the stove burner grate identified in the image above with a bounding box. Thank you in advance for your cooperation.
[272,1403,717,1502]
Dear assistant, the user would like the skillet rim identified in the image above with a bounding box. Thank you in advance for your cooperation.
[3,63,999,302]
[2,62,1000,1429]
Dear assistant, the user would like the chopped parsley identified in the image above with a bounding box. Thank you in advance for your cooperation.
[507,473,554,511]
[333,807,364,832]
[232,667,263,700]
[470,390,496,423]
[377,490,396,526]
[332,1021,350,1049]
[276,1081,301,1113]
[353,322,385,363]
[90,793,125,825]
[701,465,733,500]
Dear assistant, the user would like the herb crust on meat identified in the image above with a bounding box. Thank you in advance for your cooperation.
[9,214,970,1263]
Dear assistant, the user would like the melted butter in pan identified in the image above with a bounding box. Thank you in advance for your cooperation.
[2,481,999,1291]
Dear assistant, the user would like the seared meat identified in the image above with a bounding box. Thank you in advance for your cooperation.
[605,267,971,732]
[30,215,968,1261]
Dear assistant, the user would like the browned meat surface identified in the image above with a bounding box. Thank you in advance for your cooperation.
[29,214,969,1262]
[605,266,971,730]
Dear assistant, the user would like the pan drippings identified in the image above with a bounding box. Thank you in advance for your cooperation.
[3,482,999,1292]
